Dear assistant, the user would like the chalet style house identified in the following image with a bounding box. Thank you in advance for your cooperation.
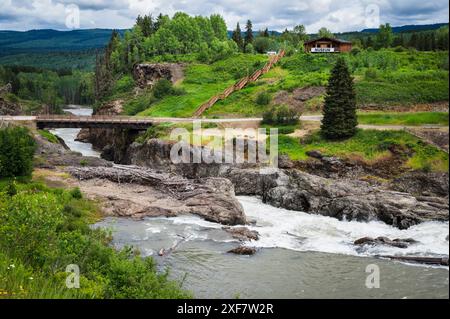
[304,37,352,53]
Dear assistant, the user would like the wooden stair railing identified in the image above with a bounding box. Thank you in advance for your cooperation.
[193,50,285,117]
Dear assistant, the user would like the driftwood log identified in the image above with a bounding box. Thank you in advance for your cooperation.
[378,255,449,266]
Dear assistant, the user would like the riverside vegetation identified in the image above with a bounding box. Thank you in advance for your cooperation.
[0,127,191,299]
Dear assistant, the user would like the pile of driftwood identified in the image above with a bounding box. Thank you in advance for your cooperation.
[67,165,246,225]
[68,165,215,200]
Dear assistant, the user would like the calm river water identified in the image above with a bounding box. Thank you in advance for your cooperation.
[55,106,449,299]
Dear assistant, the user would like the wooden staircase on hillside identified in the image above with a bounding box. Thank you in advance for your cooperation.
[193,50,285,117]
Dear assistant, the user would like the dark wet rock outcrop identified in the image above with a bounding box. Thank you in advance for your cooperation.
[389,171,449,197]
[76,99,137,163]
[263,169,449,229]
[133,63,184,88]
[223,227,259,241]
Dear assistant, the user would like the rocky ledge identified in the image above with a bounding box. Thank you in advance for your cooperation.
[121,138,450,229]
[67,165,246,225]
[262,169,448,229]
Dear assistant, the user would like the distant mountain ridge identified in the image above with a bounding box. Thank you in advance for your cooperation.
[0,23,446,56]
[361,23,448,33]
[0,29,127,55]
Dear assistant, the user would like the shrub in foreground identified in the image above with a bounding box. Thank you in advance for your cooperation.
[0,127,36,178]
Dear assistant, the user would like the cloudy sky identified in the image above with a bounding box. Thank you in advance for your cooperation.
[0,0,448,32]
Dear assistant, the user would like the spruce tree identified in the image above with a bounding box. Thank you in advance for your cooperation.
[321,57,358,140]
[232,22,244,50]
[245,20,253,46]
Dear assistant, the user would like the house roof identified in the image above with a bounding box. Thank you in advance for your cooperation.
[304,37,352,44]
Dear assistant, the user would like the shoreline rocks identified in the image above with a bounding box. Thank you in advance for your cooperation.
[67,165,246,226]
[223,227,259,241]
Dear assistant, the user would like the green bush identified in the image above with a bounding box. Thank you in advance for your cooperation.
[79,159,88,167]
[0,127,36,178]
[253,37,271,54]
[70,187,83,199]
[255,91,271,106]
[262,105,299,125]
[365,68,378,80]
[153,79,174,99]
[113,75,135,94]
[6,180,17,197]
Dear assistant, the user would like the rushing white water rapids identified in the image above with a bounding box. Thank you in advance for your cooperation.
[57,107,449,298]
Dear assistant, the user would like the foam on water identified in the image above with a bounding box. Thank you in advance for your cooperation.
[152,196,449,260]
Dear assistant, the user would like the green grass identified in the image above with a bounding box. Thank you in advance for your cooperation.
[135,54,268,118]
[358,112,449,126]
[278,49,449,108]
[37,130,59,143]
[278,129,449,172]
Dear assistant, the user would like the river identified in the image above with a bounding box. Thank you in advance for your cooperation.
[53,106,449,299]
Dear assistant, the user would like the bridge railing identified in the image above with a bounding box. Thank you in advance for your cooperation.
[36,114,158,123]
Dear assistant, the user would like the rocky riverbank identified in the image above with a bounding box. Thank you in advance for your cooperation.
[110,137,450,229]
[32,108,445,230]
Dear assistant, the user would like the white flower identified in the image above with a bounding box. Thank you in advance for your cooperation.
[29,277,34,280]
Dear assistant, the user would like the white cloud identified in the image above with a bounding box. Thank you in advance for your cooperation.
[0,0,448,31]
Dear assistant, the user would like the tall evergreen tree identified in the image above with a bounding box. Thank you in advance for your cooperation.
[232,22,244,50]
[245,20,254,46]
[94,31,118,101]
[136,14,154,37]
[263,28,270,37]
[321,58,357,140]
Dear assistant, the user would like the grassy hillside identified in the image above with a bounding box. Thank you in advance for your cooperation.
[123,49,448,118]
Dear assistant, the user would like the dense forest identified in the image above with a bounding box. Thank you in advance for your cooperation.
[0,65,94,113]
